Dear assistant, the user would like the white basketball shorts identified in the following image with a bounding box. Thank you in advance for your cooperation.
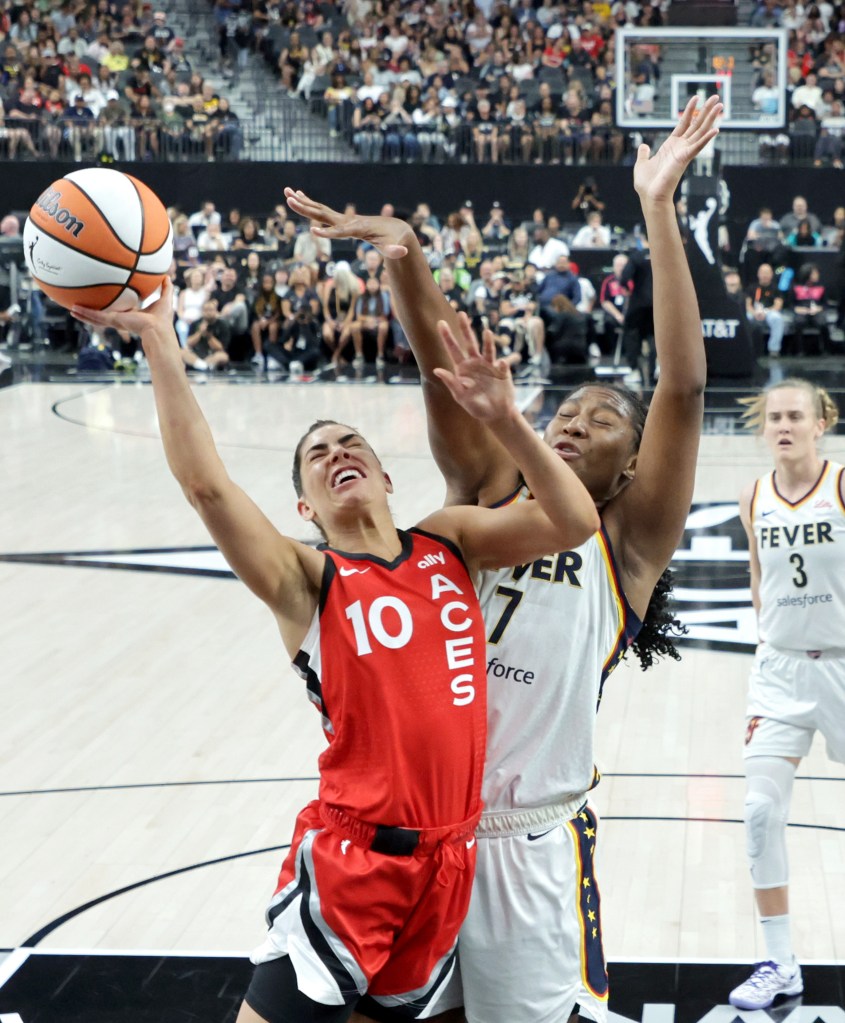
[437,801,608,1023]
[745,641,845,763]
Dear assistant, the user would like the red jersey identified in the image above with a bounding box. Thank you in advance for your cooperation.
[293,527,487,831]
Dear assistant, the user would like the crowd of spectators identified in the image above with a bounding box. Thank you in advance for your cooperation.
[0,1,242,162]
[262,0,661,165]
[2,180,844,374]
[6,1,845,166]
[260,0,845,167]
[8,180,822,379]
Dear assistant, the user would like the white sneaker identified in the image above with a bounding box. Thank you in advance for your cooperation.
[250,353,264,366]
[728,961,803,1009]
[266,356,284,370]
[588,342,602,360]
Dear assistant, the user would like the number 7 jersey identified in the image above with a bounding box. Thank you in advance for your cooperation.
[751,460,845,651]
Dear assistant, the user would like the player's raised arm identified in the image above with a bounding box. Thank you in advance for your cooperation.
[284,187,513,505]
[605,95,722,602]
[418,318,599,570]
[71,283,322,653]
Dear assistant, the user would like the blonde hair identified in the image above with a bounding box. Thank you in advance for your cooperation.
[738,377,840,433]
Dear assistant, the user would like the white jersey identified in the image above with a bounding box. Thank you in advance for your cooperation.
[752,460,845,652]
[478,487,641,813]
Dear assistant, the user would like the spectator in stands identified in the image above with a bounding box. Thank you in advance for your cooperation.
[599,252,632,353]
[188,200,221,235]
[233,217,266,251]
[276,219,299,261]
[278,29,309,95]
[544,293,589,366]
[274,263,321,367]
[537,252,582,309]
[787,218,823,247]
[472,97,500,163]
[498,95,533,162]
[350,273,391,367]
[207,97,241,160]
[382,91,419,162]
[497,267,546,368]
[325,73,355,137]
[182,298,231,371]
[814,98,845,166]
[293,226,331,278]
[100,88,136,159]
[436,266,468,313]
[130,93,161,161]
[590,97,624,163]
[249,272,282,362]
[102,39,130,75]
[780,195,823,236]
[63,93,97,161]
[352,96,384,161]
[528,225,570,271]
[264,205,290,249]
[790,261,829,353]
[10,9,38,45]
[40,89,66,158]
[792,71,824,116]
[571,210,611,247]
[151,9,176,52]
[159,94,188,160]
[320,260,361,366]
[172,214,198,265]
[197,219,230,252]
[506,226,531,265]
[559,86,593,165]
[213,266,250,342]
[0,95,38,158]
[175,267,214,345]
[789,102,819,159]
[746,262,786,356]
[238,251,263,305]
[295,30,336,101]
[481,202,511,241]
[531,93,560,163]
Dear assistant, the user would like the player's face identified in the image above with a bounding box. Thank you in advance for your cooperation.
[543,387,639,505]
[763,388,825,462]
[297,424,391,528]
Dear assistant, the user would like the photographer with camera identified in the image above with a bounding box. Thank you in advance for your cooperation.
[181,298,231,372]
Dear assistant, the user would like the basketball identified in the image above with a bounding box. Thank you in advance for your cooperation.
[23,168,173,312]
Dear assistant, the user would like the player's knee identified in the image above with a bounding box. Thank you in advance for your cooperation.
[744,788,777,860]
[744,757,794,887]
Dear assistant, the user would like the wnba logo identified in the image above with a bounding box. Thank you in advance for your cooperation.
[35,186,85,237]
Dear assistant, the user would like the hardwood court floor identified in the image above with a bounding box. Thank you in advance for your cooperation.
[1,368,844,1019]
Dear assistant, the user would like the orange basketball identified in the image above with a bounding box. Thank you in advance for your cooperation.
[23,168,173,312]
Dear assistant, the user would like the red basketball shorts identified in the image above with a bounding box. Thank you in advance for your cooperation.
[250,800,479,1015]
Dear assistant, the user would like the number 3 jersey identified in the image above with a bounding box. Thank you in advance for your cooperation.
[293,528,487,831]
[477,487,642,814]
[750,460,845,651]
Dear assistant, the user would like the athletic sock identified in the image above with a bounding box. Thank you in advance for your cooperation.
[760,913,795,967]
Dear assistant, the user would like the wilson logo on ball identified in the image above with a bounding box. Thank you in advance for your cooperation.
[24,168,173,312]
[34,186,86,238]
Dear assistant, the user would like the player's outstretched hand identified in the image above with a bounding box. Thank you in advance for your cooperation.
[432,312,515,422]
[283,187,410,260]
[71,277,175,340]
[634,94,722,206]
